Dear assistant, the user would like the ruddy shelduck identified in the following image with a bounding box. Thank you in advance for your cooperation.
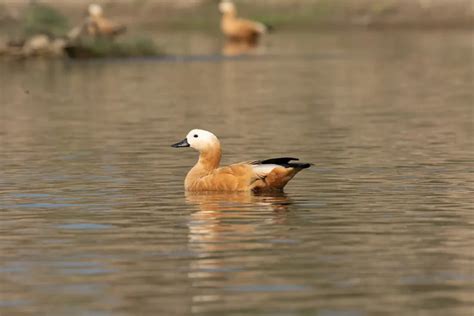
[85,4,126,38]
[171,129,311,192]
[219,0,270,44]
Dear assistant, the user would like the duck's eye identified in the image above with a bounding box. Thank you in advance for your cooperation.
[194,134,198,138]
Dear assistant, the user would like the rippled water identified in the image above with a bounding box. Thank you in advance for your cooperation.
[1,30,473,316]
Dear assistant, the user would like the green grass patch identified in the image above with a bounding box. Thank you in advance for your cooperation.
[65,36,163,58]
[22,2,69,37]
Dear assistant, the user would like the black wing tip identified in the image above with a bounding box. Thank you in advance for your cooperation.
[292,163,312,169]
[255,157,312,169]
[264,23,274,33]
[258,157,299,165]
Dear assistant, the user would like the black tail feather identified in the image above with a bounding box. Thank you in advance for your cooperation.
[258,157,298,165]
[288,162,312,169]
[264,23,274,33]
[253,157,312,169]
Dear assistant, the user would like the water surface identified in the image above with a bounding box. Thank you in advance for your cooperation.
[1,30,473,316]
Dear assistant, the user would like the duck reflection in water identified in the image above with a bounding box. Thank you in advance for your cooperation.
[185,191,292,297]
[222,40,262,56]
[186,191,292,246]
[185,192,293,247]
[186,191,292,214]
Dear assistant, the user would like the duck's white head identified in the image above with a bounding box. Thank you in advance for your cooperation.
[88,3,103,17]
[219,0,236,14]
[171,129,220,152]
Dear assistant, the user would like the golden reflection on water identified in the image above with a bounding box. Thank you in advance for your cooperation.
[185,191,292,263]
[222,41,262,56]
[186,191,291,212]
[185,191,296,312]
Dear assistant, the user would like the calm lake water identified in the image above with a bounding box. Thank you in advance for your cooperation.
[0,30,473,316]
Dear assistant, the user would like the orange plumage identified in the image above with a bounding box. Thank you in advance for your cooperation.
[219,1,269,44]
[172,129,311,192]
[84,4,126,38]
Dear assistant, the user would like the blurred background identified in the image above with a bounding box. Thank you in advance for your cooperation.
[1,1,473,316]
[0,0,473,57]
[1,0,474,29]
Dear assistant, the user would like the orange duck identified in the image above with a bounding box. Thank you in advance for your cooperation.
[85,4,126,38]
[219,0,270,44]
[171,129,311,192]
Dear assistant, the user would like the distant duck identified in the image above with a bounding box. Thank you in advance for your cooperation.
[171,129,311,192]
[67,4,126,40]
[219,0,271,44]
[86,4,126,38]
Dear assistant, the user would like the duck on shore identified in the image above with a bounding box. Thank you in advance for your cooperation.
[68,4,126,40]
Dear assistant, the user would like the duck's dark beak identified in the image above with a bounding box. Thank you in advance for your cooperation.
[171,138,190,148]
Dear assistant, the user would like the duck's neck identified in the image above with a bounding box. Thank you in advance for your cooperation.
[223,10,237,20]
[197,145,221,172]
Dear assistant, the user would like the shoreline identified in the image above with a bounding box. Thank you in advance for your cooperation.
[1,0,473,31]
